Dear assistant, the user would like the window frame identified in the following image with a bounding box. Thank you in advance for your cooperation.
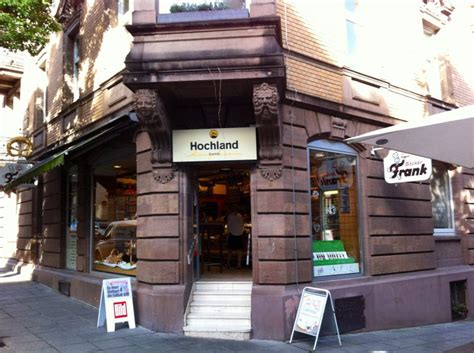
[307,139,364,278]
[431,164,455,236]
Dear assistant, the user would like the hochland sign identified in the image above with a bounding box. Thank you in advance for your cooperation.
[172,127,257,162]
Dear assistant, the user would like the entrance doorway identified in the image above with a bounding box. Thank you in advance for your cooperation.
[194,166,252,280]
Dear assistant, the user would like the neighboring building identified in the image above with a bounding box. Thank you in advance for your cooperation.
[2,0,474,342]
[0,48,27,264]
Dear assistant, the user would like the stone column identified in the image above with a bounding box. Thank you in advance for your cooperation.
[40,169,63,268]
[251,84,312,339]
[133,89,192,332]
[132,0,159,25]
[250,0,276,17]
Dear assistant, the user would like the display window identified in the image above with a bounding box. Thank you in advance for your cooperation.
[92,144,137,276]
[308,140,361,277]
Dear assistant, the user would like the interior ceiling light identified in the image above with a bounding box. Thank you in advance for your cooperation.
[113,165,122,169]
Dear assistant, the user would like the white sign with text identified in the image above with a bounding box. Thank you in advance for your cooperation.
[172,127,257,162]
[290,287,341,351]
[383,150,432,184]
[0,163,32,186]
[97,278,136,332]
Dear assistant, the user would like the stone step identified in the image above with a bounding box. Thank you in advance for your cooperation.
[184,281,253,340]
[186,316,251,327]
[183,325,251,340]
[192,294,251,303]
[187,311,250,319]
[195,281,252,292]
[189,305,250,315]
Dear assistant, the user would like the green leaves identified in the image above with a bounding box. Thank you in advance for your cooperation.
[0,0,61,55]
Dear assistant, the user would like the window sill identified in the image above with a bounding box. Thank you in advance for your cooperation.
[434,235,461,242]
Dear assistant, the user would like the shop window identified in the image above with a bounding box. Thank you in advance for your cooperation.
[431,164,454,235]
[66,169,78,270]
[308,140,361,277]
[92,146,137,276]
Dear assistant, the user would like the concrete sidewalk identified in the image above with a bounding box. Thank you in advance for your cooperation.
[0,268,473,353]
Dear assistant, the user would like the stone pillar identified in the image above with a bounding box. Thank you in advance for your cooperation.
[250,0,276,17]
[11,187,32,262]
[134,89,192,332]
[133,0,159,25]
[76,164,91,272]
[251,88,313,339]
[40,169,63,268]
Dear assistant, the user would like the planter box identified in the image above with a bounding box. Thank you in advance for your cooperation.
[158,9,249,24]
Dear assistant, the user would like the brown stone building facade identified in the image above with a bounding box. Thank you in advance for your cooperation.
[3,0,474,341]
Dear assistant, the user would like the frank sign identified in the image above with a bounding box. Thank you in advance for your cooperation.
[383,150,432,184]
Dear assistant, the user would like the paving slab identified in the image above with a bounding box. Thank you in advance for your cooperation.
[1,268,474,353]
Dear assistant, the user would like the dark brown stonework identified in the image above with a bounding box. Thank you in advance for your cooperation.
[40,170,63,269]
[135,283,188,332]
[371,253,436,275]
[258,260,312,284]
[137,261,180,284]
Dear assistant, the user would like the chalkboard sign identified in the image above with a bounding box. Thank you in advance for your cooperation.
[290,287,341,351]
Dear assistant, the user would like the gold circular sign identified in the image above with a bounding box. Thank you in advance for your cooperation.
[209,129,218,139]
[6,136,33,157]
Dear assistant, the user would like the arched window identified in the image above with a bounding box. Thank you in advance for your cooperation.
[308,140,361,277]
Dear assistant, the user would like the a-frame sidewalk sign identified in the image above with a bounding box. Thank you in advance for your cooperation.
[289,287,342,351]
[97,277,136,332]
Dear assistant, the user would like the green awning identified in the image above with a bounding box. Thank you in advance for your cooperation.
[4,115,133,193]
[4,153,65,193]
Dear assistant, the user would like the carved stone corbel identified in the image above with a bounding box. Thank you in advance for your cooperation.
[152,168,175,184]
[253,82,283,181]
[330,116,347,140]
[134,89,174,183]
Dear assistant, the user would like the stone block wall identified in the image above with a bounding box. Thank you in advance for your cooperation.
[40,169,63,268]
[15,187,35,263]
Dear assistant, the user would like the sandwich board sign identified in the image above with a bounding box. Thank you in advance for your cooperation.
[97,278,136,332]
[289,287,341,351]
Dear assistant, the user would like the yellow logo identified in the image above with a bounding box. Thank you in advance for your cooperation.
[209,129,218,139]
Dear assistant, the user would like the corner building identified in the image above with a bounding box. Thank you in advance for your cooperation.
[3,0,474,342]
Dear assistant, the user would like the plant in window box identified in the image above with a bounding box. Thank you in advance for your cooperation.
[170,2,230,12]
[452,303,468,320]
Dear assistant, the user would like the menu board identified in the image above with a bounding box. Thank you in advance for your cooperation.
[290,287,341,351]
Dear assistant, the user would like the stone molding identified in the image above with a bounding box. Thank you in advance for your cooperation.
[152,168,175,184]
[330,116,347,140]
[260,166,283,181]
